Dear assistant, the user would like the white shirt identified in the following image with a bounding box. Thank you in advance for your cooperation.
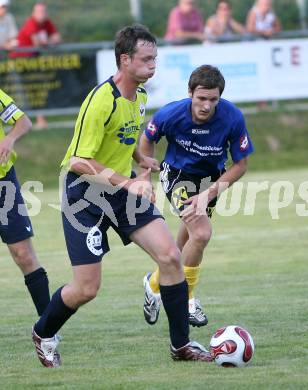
[0,13,18,47]
[253,7,276,31]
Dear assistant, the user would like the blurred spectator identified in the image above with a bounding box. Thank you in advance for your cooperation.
[14,2,62,57]
[246,0,281,38]
[205,0,245,41]
[165,0,205,43]
[0,0,18,50]
[12,2,62,129]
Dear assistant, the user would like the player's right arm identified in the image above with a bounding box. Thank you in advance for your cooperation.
[65,87,154,199]
[139,132,155,159]
[132,147,159,172]
[139,113,165,159]
[138,114,165,177]
[65,88,128,187]
[69,157,154,200]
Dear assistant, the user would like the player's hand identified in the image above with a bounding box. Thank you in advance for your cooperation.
[138,155,160,172]
[180,193,208,223]
[0,136,15,165]
[127,168,156,203]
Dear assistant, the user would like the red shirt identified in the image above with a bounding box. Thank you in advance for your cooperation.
[11,16,58,57]
[18,16,57,47]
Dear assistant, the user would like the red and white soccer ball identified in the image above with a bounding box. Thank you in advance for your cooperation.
[210,325,255,367]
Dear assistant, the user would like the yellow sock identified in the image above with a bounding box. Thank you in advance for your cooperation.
[149,268,160,294]
[184,265,201,299]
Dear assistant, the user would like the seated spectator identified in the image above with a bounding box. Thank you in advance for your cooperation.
[165,0,205,43]
[12,2,62,129]
[0,0,18,50]
[246,0,281,38]
[205,0,245,41]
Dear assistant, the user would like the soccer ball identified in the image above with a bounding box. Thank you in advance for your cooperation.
[210,325,254,367]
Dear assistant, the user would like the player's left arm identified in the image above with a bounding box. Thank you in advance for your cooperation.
[180,157,248,221]
[208,110,253,202]
[200,157,248,205]
[181,111,253,221]
[0,114,32,164]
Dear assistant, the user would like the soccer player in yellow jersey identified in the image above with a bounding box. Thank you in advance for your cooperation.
[31,24,214,368]
[0,89,50,317]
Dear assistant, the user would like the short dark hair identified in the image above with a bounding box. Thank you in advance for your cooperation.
[188,65,225,95]
[115,24,156,68]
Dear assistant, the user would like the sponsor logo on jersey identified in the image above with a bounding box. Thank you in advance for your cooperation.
[0,103,20,123]
[240,135,249,151]
[86,226,103,256]
[192,128,210,135]
[117,121,138,145]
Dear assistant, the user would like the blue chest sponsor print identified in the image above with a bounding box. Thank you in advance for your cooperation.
[117,120,139,145]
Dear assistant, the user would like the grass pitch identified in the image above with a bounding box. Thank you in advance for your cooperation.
[0,169,307,389]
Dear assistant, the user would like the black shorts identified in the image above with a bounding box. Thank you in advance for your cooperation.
[0,167,33,244]
[160,161,224,217]
[62,171,163,266]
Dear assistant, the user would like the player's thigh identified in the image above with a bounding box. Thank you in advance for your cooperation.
[129,218,180,263]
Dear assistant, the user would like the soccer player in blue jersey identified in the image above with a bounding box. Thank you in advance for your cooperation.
[31,25,214,368]
[140,65,254,327]
[0,89,50,317]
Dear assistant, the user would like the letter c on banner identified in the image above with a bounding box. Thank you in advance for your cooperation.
[272,47,282,67]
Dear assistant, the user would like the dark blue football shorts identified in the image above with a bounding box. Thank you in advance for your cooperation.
[0,167,33,244]
[160,161,225,218]
[61,171,164,266]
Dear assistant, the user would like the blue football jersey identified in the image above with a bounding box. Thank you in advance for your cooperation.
[144,98,254,176]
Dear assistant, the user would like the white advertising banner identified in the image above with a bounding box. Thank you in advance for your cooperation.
[97,38,308,108]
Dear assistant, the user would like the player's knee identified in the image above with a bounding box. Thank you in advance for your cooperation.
[10,246,36,270]
[192,227,212,248]
[79,284,99,303]
[156,246,181,270]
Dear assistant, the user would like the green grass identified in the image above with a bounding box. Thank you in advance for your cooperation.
[0,169,307,389]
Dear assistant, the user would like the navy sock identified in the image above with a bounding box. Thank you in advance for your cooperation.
[34,286,76,338]
[24,267,50,316]
[160,280,190,349]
